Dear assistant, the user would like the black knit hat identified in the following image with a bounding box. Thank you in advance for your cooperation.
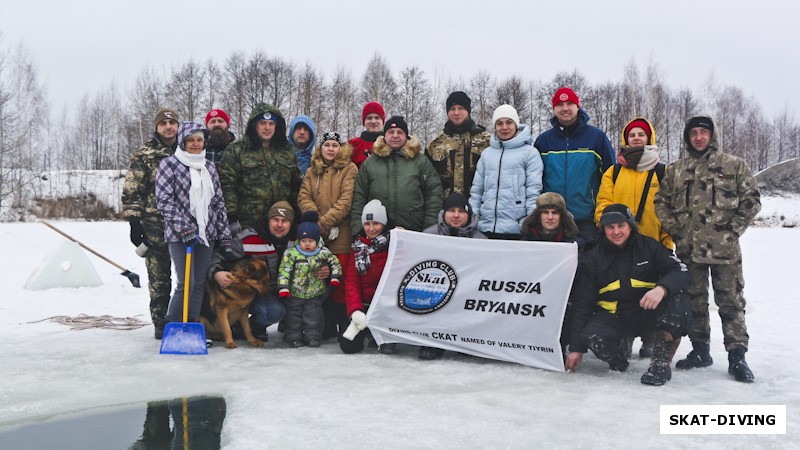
[599,203,637,231]
[443,192,472,222]
[683,116,715,149]
[384,116,409,136]
[446,91,472,114]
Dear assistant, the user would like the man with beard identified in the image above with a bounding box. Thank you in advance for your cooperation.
[122,108,180,339]
[426,91,491,197]
[287,115,317,176]
[204,109,235,165]
[218,103,301,229]
[209,201,329,342]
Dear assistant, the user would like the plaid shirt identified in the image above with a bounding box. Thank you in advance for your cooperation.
[155,156,231,244]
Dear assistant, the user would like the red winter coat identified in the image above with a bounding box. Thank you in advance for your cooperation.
[349,137,376,169]
[345,235,389,317]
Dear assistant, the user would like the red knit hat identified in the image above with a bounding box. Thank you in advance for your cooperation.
[623,119,652,145]
[361,102,386,125]
[552,87,580,108]
[205,109,230,126]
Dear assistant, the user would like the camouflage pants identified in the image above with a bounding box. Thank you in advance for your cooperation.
[145,242,172,328]
[684,261,749,351]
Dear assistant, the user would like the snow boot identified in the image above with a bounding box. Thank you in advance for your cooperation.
[728,347,754,383]
[418,346,445,360]
[608,338,631,372]
[675,342,713,369]
[379,343,398,355]
[642,334,681,386]
[639,332,656,358]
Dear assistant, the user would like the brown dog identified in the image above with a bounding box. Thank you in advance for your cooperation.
[201,257,270,349]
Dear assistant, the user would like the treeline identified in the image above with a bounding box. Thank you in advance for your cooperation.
[3,39,800,214]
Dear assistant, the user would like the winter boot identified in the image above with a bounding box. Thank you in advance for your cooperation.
[418,346,445,360]
[727,347,754,383]
[639,332,656,358]
[675,342,713,369]
[379,343,398,355]
[642,334,681,386]
[608,338,631,372]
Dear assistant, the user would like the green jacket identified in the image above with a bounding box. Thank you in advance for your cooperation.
[121,134,176,245]
[278,245,342,299]
[351,136,443,234]
[218,104,301,229]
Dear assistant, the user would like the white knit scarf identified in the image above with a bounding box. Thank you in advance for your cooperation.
[636,145,660,172]
[174,148,214,246]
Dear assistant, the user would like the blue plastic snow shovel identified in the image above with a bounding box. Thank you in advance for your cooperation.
[160,244,207,355]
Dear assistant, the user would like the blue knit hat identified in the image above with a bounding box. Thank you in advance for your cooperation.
[296,211,321,242]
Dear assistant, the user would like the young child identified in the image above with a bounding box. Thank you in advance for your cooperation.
[341,199,395,355]
[278,211,342,347]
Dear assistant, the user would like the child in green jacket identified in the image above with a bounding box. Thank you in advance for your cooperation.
[278,211,342,347]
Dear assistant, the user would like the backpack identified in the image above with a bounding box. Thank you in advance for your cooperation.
[610,163,665,223]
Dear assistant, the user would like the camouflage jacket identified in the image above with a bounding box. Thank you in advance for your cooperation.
[278,245,342,299]
[218,104,301,229]
[426,121,490,197]
[121,135,176,241]
[654,147,760,264]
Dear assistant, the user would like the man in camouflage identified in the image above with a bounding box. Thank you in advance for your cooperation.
[654,115,761,383]
[122,108,179,339]
[426,91,490,198]
[218,103,301,230]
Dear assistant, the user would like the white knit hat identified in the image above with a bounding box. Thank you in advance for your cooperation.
[492,104,520,128]
[361,199,388,225]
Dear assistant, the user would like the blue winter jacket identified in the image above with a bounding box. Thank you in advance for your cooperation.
[469,124,543,235]
[533,109,614,222]
[288,115,317,176]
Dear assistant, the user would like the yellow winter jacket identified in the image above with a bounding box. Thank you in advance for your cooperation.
[594,118,674,250]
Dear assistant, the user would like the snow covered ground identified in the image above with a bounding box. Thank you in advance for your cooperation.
[0,221,796,449]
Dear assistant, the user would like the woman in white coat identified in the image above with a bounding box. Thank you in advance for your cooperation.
[469,104,543,239]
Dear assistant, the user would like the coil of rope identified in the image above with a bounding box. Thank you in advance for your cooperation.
[28,314,150,331]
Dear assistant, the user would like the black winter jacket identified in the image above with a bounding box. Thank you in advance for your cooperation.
[569,231,689,352]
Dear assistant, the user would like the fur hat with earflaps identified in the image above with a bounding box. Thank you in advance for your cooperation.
[521,192,578,240]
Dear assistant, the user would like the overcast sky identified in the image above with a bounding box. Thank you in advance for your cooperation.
[1,0,796,119]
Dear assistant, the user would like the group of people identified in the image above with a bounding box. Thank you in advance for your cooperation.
[121,85,761,386]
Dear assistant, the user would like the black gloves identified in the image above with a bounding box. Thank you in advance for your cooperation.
[129,219,151,248]
[219,239,237,261]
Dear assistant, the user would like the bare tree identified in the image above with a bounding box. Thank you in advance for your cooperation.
[222,51,248,133]
[264,56,294,111]
[469,70,495,127]
[360,53,397,114]
[294,62,326,124]
[494,75,529,121]
[167,58,205,122]
[397,65,432,141]
[0,41,48,214]
[129,66,164,144]
[327,66,358,137]
[202,58,222,113]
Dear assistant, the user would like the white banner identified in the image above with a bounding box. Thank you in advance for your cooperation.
[366,229,578,371]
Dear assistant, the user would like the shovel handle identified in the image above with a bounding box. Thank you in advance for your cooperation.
[40,220,126,271]
[182,247,193,323]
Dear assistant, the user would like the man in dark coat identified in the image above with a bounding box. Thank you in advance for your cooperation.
[565,204,692,386]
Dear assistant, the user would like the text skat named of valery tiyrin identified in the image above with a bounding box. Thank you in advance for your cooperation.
[465,279,547,317]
